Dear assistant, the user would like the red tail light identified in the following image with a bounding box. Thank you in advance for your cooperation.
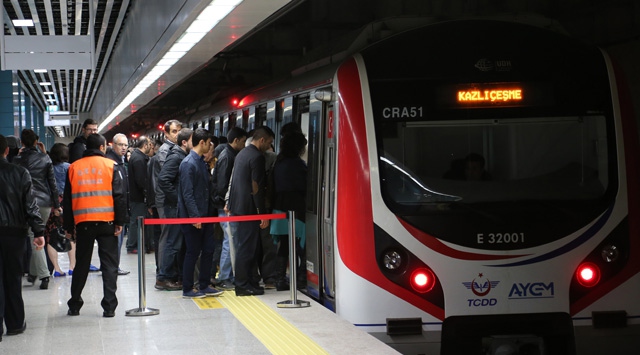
[576,262,601,287]
[410,268,436,293]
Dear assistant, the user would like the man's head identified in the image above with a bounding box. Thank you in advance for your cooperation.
[464,153,486,181]
[20,129,38,148]
[86,134,107,153]
[176,128,194,152]
[164,120,183,144]
[0,134,8,157]
[191,128,212,156]
[111,133,128,158]
[135,136,151,154]
[251,126,275,153]
[81,119,98,139]
[227,127,248,151]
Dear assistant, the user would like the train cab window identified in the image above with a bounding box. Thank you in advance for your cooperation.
[375,115,614,248]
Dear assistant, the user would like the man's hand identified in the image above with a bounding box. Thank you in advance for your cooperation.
[53,207,62,216]
[114,225,122,236]
[33,236,45,250]
[259,219,269,229]
[193,222,202,229]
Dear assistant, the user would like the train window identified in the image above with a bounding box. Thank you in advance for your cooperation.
[376,115,613,248]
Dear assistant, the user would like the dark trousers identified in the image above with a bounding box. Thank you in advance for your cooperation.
[68,222,119,313]
[234,220,261,289]
[127,201,147,251]
[158,206,184,282]
[181,223,214,292]
[0,235,27,333]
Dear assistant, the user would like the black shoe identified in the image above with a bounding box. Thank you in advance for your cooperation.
[6,322,26,335]
[39,277,49,289]
[67,309,80,316]
[27,274,36,284]
[276,280,290,291]
[235,286,265,296]
[103,311,115,318]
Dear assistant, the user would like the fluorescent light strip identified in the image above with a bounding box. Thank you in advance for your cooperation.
[98,0,243,132]
[12,19,34,27]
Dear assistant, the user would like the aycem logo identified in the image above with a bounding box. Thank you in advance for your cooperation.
[463,273,500,307]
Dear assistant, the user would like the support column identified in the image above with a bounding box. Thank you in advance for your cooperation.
[0,70,14,136]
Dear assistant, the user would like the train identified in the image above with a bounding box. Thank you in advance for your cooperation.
[156,17,640,355]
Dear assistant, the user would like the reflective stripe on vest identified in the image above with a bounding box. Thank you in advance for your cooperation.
[68,155,115,224]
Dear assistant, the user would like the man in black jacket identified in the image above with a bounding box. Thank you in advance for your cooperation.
[0,134,45,339]
[13,129,61,290]
[68,119,98,163]
[155,128,192,291]
[126,137,151,254]
[211,127,247,289]
[106,133,131,275]
[228,126,275,296]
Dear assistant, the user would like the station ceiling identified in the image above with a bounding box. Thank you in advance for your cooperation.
[4,0,639,140]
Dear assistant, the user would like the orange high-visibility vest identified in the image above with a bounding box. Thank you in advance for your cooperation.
[68,155,115,224]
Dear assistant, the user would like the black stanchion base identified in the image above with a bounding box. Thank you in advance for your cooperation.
[125,307,160,316]
[277,300,311,308]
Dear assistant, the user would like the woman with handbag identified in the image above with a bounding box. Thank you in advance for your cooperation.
[46,143,76,276]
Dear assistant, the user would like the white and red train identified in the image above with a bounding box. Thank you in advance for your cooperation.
[170,18,640,354]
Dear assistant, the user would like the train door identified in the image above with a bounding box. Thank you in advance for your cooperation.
[305,89,336,309]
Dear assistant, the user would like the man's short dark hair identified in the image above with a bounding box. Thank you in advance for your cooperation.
[252,126,275,141]
[0,134,7,154]
[281,122,302,137]
[134,136,149,149]
[192,128,211,147]
[227,127,247,144]
[176,128,193,147]
[82,118,97,129]
[86,133,106,150]
[164,119,183,134]
[20,129,38,148]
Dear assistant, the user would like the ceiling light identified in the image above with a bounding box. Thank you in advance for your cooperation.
[34,69,48,73]
[43,91,54,95]
[12,19,34,27]
[39,82,52,86]
[98,0,244,132]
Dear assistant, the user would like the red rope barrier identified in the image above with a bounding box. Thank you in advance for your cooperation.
[142,213,287,225]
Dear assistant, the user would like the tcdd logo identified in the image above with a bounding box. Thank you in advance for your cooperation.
[462,273,499,296]
[508,282,555,299]
[462,273,499,307]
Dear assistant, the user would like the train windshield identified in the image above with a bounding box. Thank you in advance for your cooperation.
[362,20,616,247]
[378,116,608,205]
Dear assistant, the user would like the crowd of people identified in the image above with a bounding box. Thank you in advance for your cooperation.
[0,118,309,338]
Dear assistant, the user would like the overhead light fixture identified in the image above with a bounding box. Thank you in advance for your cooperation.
[43,91,54,95]
[34,69,48,73]
[39,82,52,86]
[12,19,34,27]
[98,0,243,132]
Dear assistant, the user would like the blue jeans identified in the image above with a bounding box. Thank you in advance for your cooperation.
[158,205,183,282]
[217,209,236,282]
[181,223,215,292]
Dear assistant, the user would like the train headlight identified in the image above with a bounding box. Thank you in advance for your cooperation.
[601,244,619,263]
[383,250,403,270]
[576,262,601,287]
[410,268,436,293]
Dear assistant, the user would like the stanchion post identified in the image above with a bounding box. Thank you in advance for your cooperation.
[126,216,160,316]
[278,211,310,308]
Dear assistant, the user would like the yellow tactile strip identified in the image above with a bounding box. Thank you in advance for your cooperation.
[217,294,329,355]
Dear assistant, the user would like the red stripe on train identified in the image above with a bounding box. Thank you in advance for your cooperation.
[335,57,444,320]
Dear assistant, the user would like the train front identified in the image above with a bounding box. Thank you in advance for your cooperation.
[334,19,640,354]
